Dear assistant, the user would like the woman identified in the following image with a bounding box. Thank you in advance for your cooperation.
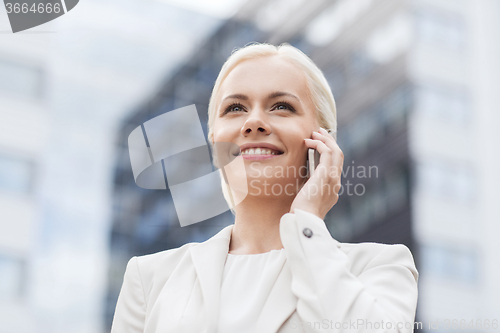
[111,42,419,333]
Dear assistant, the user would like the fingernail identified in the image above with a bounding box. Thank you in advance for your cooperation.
[319,127,327,133]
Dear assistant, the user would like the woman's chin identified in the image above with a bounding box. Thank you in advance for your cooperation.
[244,177,303,199]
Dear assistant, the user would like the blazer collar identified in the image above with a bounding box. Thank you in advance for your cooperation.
[189,224,296,333]
[189,224,233,333]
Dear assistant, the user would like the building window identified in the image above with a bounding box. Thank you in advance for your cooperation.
[416,159,475,203]
[383,85,412,129]
[420,243,478,284]
[328,210,352,242]
[304,0,374,46]
[416,8,466,51]
[348,111,380,155]
[0,58,43,100]
[324,66,346,96]
[0,255,25,300]
[366,12,412,64]
[345,86,411,156]
[135,198,172,246]
[336,130,351,160]
[416,83,469,125]
[255,0,305,32]
[385,167,409,212]
[348,49,374,81]
[351,192,373,233]
[0,154,34,195]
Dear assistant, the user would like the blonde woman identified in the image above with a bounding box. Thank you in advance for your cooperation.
[111,43,418,333]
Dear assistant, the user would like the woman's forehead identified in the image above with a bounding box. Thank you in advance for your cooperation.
[219,56,308,98]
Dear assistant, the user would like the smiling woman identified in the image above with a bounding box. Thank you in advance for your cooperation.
[110,42,419,333]
[208,43,339,221]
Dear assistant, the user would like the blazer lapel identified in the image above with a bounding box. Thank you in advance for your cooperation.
[189,224,233,333]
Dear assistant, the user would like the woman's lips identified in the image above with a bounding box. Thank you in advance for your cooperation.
[241,153,282,160]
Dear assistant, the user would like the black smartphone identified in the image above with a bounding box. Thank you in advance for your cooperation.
[307,129,335,178]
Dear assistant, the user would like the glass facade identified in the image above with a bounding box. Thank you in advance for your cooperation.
[0,154,34,195]
[0,58,44,100]
[0,255,25,301]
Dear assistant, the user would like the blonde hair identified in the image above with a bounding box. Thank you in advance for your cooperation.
[207,42,337,214]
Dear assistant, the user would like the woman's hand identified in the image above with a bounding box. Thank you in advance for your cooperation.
[290,127,344,220]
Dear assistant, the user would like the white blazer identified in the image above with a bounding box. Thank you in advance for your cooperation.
[111,209,419,333]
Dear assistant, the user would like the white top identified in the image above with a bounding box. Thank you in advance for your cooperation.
[217,249,287,333]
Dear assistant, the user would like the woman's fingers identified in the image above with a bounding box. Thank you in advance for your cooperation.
[311,131,344,169]
[293,130,344,218]
[317,128,343,159]
[318,127,337,146]
[304,137,333,166]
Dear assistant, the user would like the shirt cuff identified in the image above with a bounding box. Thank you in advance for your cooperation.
[281,208,341,249]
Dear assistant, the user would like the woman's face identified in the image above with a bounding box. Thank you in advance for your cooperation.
[212,55,320,197]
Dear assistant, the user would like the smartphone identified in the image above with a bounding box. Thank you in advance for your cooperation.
[307,148,321,178]
[307,129,335,178]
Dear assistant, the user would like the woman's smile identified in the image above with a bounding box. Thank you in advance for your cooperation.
[241,150,282,160]
[236,142,285,160]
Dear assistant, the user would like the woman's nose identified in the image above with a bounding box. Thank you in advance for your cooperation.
[241,109,271,136]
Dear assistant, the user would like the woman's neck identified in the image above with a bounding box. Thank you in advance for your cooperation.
[228,195,294,255]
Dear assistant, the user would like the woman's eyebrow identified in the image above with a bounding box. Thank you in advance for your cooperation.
[223,93,248,101]
[267,91,300,101]
[222,91,300,102]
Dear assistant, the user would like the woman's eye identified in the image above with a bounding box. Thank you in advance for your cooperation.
[273,102,295,112]
[223,104,245,114]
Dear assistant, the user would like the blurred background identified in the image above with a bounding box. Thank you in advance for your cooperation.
[1,0,499,332]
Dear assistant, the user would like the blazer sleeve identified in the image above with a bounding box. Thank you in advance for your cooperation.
[110,256,146,333]
[280,209,419,333]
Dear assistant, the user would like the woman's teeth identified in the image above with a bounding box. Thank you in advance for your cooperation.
[241,148,280,155]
